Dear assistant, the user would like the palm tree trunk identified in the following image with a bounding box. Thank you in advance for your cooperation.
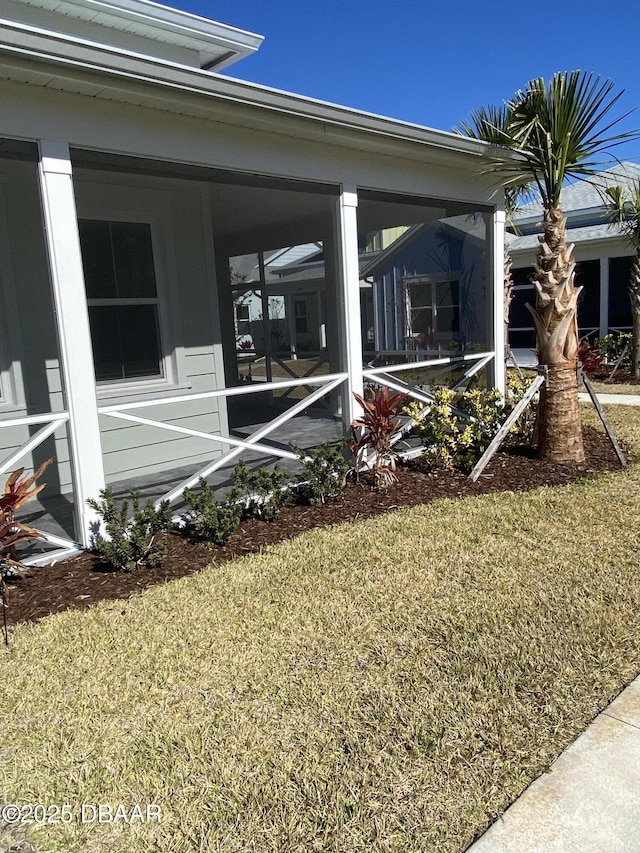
[527,207,585,463]
[504,239,514,360]
[629,252,640,379]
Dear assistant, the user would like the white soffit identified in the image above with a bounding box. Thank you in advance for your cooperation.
[12,0,264,70]
[0,4,507,169]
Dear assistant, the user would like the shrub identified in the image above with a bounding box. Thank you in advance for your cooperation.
[406,379,534,473]
[291,441,351,505]
[87,488,173,571]
[227,461,291,522]
[350,386,407,488]
[578,340,604,376]
[182,478,240,544]
[0,459,52,645]
[595,332,632,366]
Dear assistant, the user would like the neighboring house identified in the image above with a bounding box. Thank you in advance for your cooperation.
[360,215,489,356]
[230,244,324,355]
[508,162,640,364]
[0,0,510,559]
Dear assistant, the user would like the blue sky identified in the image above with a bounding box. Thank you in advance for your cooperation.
[169,0,640,165]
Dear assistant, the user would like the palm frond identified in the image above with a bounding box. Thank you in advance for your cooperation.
[459,72,638,214]
[456,102,534,219]
[505,71,637,208]
[602,180,640,246]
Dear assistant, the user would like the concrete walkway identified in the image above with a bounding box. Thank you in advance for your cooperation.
[579,392,640,406]
[469,677,640,852]
[471,389,640,853]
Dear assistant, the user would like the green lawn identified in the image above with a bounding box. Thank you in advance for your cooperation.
[2,407,640,852]
[589,379,640,395]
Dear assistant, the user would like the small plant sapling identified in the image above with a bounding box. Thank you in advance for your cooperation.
[291,441,351,505]
[87,487,173,572]
[578,340,604,377]
[227,461,291,522]
[350,386,407,489]
[182,478,240,544]
[0,458,52,644]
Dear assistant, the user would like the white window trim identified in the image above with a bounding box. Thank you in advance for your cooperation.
[0,175,27,414]
[73,179,188,404]
[402,274,461,344]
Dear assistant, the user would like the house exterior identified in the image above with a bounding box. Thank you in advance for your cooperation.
[0,0,510,560]
[508,162,640,364]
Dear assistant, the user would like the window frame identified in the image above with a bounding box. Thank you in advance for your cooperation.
[293,298,308,335]
[402,274,461,349]
[0,176,26,414]
[74,181,187,402]
[80,219,165,385]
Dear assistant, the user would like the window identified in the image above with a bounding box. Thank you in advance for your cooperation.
[79,220,163,383]
[609,256,633,329]
[575,259,600,336]
[235,302,251,336]
[403,278,459,348]
[294,298,308,335]
[0,182,25,411]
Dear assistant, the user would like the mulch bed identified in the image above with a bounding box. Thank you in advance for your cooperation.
[591,367,640,385]
[3,426,627,628]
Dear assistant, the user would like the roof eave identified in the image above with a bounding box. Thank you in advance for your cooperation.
[0,18,518,167]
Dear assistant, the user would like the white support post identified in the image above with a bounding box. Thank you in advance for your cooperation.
[37,140,105,547]
[317,290,327,350]
[487,206,506,394]
[258,251,273,385]
[334,185,364,428]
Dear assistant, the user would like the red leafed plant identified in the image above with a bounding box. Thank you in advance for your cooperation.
[578,340,603,377]
[350,386,407,488]
[1,458,52,644]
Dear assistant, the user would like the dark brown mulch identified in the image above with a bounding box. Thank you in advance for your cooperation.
[591,367,640,385]
[3,425,626,628]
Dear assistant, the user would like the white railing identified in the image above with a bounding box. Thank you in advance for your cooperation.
[0,409,78,559]
[98,372,348,508]
[0,412,69,478]
[361,352,495,454]
[363,352,493,407]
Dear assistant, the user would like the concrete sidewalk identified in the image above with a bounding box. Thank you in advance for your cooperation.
[468,676,640,852]
[579,392,640,406]
[469,387,640,851]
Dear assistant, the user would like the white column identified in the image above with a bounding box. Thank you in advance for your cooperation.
[258,252,273,383]
[316,290,327,350]
[334,185,364,427]
[37,140,105,547]
[286,293,297,359]
[488,206,506,394]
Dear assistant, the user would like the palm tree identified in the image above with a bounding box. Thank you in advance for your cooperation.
[603,180,640,378]
[471,71,636,462]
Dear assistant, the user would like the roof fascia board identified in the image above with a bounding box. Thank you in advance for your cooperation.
[516,203,608,225]
[0,19,507,166]
[510,233,627,258]
[15,0,263,68]
[78,0,262,49]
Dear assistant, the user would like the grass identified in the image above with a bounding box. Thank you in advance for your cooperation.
[589,379,640,395]
[237,356,331,400]
[2,407,640,852]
